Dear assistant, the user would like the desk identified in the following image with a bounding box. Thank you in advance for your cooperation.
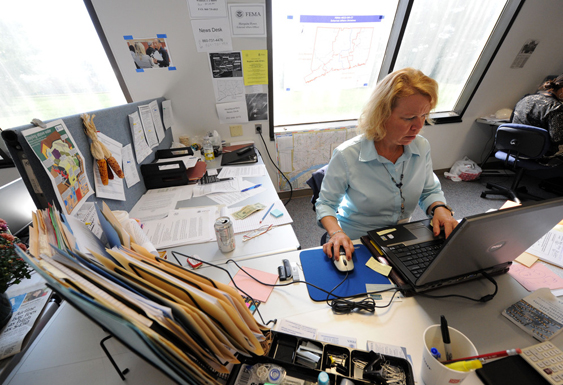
[169,152,301,265]
[4,242,558,385]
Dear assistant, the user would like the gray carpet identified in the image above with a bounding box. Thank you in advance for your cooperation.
[285,173,560,250]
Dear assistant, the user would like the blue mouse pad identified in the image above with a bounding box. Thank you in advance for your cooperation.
[299,244,392,301]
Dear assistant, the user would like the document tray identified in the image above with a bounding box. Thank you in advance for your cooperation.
[141,160,188,189]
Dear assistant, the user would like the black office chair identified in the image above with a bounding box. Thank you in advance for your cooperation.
[481,123,552,204]
[305,165,328,212]
[305,165,329,245]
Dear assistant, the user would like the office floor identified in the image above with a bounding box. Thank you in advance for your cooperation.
[4,301,176,385]
[286,172,561,250]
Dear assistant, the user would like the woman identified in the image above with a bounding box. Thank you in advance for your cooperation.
[133,42,153,69]
[512,74,563,160]
[316,68,458,260]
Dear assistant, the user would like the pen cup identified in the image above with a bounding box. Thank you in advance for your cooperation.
[421,324,478,385]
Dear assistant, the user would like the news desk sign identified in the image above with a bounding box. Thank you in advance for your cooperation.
[228,4,266,37]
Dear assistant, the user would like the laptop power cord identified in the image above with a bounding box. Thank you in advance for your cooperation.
[418,271,498,303]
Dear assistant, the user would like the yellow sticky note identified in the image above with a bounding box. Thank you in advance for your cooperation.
[376,228,396,236]
[230,125,243,137]
[515,252,538,268]
[366,257,392,276]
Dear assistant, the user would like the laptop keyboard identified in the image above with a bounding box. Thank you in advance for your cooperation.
[388,240,444,278]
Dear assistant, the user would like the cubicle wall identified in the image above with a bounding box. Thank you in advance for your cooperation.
[1,97,172,214]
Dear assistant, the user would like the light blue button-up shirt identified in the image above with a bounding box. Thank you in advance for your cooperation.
[315,134,446,240]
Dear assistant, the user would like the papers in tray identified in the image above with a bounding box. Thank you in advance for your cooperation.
[22,205,270,384]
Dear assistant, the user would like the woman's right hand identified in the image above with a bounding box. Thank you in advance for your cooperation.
[323,231,354,261]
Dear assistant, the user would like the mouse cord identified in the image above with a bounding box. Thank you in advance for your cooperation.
[171,251,400,321]
[417,270,498,302]
[326,274,402,314]
[171,251,273,325]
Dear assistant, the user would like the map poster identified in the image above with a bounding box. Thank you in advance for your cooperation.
[275,126,356,191]
[23,120,93,216]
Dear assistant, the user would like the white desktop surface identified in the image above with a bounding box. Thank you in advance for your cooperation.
[170,152,301,265]
[4,243,559,385]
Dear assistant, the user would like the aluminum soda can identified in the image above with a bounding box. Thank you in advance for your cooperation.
[214,216,235,253]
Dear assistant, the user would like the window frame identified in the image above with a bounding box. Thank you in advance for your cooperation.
[84,0,132,104]
[266,0,524,139]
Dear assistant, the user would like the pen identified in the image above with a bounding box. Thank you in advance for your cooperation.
[241,184,261,193]
[441,315,453,361]
[441,348,522,364]
[260,203,275,224]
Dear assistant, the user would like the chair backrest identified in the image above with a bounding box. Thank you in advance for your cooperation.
[495,123,551,159]
[305,164,328,211]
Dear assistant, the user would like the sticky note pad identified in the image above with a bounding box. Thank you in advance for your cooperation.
[270,209,283,218]
[376,228,396,236]
[366,257,392,276]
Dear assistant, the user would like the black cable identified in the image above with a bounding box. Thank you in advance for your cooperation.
[170,251,273,326]
[418,270,498,303]
[324,271,401,314]
[256,130,293,206]
[171,251,401,317]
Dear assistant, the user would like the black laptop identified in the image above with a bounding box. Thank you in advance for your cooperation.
[367,197,563,293]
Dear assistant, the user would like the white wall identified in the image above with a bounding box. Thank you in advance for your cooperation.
[91,0,563,190]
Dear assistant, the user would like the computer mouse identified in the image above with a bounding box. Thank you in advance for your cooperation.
[333,247,354,272]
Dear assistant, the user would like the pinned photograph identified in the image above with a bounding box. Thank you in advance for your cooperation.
[125,36,174,71]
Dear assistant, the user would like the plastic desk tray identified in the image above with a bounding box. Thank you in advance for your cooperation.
[227,331,414,385]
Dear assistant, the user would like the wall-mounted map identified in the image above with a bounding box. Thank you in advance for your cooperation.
[275,126,357,191]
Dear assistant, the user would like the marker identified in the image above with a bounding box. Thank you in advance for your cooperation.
[442,348,522,364]
[260,203,275,224]
[445,360,482,372]
[430,347,441,360]
[441,315,453,361]
[241,184,261,192]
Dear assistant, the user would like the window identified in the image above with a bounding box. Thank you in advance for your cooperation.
[268,0,523,137]
[0,0,127,131]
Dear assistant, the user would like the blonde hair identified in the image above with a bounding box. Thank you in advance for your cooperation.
[357,68,438,141]
[134,42,147,58]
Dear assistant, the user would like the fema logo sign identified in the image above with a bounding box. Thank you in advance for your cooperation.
[236,10,244,18]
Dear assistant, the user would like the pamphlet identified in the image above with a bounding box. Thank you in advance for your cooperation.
[502,288,563,341]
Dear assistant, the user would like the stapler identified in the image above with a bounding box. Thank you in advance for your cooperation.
[278,259,292,281]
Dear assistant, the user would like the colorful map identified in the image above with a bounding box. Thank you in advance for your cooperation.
[275,126,357,191]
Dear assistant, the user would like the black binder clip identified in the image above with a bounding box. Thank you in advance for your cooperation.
[363,351,387,384]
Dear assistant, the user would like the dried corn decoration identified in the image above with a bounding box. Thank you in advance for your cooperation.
[81,113,124,185]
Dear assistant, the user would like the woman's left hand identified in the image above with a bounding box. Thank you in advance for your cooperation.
[431,207,458,238]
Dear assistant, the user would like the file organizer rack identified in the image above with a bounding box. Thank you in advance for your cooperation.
[1,97,173,213]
